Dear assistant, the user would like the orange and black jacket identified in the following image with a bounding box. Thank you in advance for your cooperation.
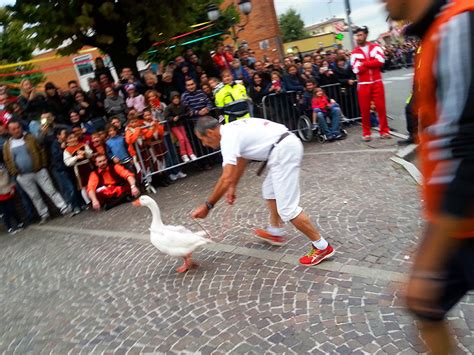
[408,0,474,237]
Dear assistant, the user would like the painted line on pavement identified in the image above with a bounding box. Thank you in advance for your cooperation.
[32,225,406,283]
[391,156,422,185]
[304,148,397,156]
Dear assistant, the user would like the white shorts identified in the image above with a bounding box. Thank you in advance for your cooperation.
[262,133,303,222]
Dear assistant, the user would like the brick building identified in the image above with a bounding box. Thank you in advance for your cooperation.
[32,47,118,91]
[221,0,283,61]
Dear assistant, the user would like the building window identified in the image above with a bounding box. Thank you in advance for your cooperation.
[73,54,93,77]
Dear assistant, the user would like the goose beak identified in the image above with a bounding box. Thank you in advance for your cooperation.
[132,199,141,207]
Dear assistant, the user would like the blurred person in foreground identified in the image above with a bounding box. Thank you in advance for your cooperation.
[384,0,474,354]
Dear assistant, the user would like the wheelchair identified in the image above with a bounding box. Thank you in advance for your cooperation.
[296,108,348,143]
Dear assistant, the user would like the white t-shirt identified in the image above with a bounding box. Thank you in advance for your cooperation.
[220,118,288,166]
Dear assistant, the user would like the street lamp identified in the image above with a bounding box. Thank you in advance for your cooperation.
[344,0,355,50]
[206,1,252,45]
[206,4,220,22]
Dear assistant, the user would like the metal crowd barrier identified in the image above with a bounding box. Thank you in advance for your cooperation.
[261,83,361,129]
[132,119,221,191]
[319,83,361,121]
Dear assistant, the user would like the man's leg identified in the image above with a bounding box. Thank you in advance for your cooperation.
[290,211,321,241]
[255,173,287,245]
[357,84,373,138]
[35,169,69,214]
[373,81,390,135]
[266,199,284,228]
[271,136,334,265]
[16,173,49,219]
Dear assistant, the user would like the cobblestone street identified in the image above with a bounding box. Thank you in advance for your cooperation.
[1,126,473,354]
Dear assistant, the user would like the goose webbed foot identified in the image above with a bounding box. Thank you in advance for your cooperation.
[176,254,193,273]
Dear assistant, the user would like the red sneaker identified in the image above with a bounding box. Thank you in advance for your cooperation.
[254,229,286,246]
[299,245,335,266]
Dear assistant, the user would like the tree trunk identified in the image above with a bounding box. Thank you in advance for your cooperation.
[106,49,140,78]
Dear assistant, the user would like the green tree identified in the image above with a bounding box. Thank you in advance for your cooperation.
[279,8,308,43]
[8,0,238,74]
[0,7,44,88]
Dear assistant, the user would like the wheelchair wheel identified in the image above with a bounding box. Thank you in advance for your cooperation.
[297,115,313,142]
[317,134,326,144]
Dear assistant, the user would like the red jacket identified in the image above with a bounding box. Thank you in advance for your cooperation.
[212,52,234,71]
[312,96,330,113]
[350,42,385,84]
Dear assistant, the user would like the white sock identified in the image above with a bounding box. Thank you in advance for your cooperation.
[312,237,328,250]
[267,226,285,236]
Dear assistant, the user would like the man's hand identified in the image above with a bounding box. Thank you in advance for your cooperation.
[405,273,443,319]
[131,185,140,197]
[92,200,101,211]
[226,186,236,205]
[192,204,210,219]
[113,157,120,164]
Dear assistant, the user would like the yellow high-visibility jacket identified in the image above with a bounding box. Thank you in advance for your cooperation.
[214,82,250,124]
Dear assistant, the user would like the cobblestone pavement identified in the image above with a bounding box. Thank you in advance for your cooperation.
[1,126,473,354]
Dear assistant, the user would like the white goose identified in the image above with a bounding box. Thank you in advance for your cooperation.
[133,195,212,273]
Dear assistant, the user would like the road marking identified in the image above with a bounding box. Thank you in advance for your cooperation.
[31,225,406,283]
[390,156,422,185]
[304,148,397,156]
[388,77,412,81]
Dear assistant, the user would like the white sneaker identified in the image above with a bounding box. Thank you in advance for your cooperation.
[189,154,198,161]
[60,205,72,215]
[169,174,178,181]
[177,171,187,179]
[181,155,190,163]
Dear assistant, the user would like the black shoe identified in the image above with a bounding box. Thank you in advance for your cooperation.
[397,137,414,146]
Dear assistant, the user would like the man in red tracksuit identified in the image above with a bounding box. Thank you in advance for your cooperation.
[350,26,391,141]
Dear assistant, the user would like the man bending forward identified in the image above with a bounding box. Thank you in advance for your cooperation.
[191,117,334,266]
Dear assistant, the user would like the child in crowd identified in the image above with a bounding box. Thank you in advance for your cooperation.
[106,125,134,172]
[63,132,94,204]
[0,164,24,233]
[110,116,125,135]
[312,88,343,141]
[164,92,197,163]
[144,90,167,122]
[125,84,145,115]
[269,71,284,93]
[71,124,92,145]
[370,101,380,127]
[90,132,106,157]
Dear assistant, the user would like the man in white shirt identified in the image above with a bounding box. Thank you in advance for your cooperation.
[191,117,335,266]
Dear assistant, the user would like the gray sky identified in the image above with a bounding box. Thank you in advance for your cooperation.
[0,0,389,40]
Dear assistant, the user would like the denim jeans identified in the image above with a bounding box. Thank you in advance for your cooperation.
[51,169,82,210]
[163,133,181,175]
[314,104,341,138]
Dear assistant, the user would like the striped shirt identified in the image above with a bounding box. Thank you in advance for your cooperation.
[181,90,212,118]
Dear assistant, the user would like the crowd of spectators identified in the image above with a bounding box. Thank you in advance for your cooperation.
[0,38,416,233]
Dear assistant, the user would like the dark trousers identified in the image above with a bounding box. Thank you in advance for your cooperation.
[51,169,83,210]
[0,198,22,230]
[405,98,417,138]
[13,178,36,222]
